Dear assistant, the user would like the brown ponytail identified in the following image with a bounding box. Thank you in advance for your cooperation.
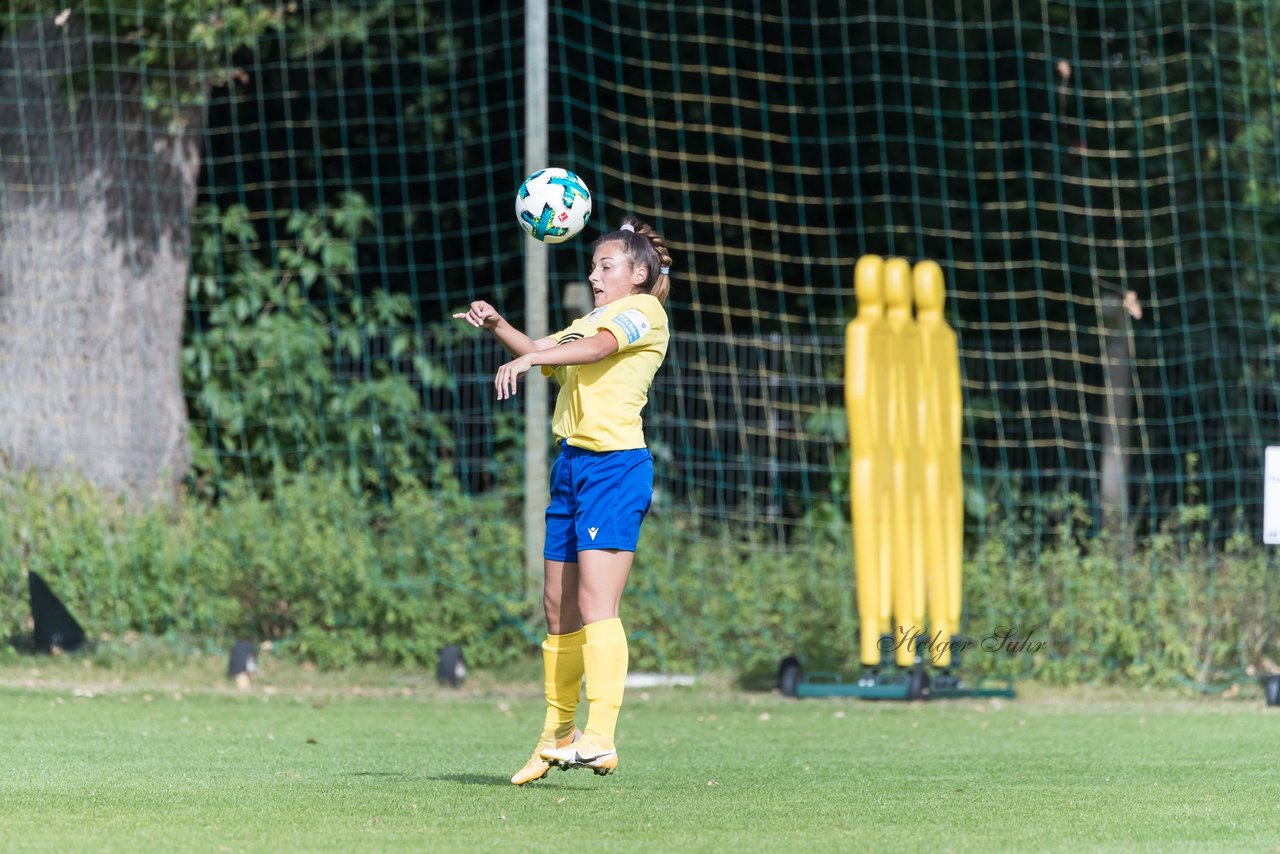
[595,215,673,305]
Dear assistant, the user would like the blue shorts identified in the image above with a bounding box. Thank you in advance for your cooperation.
[544,444,654,562]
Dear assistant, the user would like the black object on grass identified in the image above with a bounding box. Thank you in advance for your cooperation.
[29,570,86,654]
[437,644,466,687]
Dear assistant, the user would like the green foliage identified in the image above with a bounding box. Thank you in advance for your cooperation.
[1,469,1275,686]
[622,514,857,675]
[184,196,452,496]
[961,476,1280,687]
[0,470,532,670]
[4,1,289,114]
[176,473,531,669]
[2,2,444,121]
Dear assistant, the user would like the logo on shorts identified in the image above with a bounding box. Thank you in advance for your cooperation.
[588,526,599,541]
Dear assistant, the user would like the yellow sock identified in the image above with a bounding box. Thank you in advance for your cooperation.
[540,628,585,742]
[581,617,628,748]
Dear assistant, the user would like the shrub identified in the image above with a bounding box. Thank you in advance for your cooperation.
[1,470,1276,685]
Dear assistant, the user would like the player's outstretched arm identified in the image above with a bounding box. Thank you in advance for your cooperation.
[494,332,619,400]
[452,300,556,357]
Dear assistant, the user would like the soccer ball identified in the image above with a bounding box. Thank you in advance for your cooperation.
[516,167,591,243]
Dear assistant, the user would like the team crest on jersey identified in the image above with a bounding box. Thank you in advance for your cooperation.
[611,308,651,344]
[586,307,605,320]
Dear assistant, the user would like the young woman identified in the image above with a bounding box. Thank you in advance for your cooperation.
[453,216,672,784]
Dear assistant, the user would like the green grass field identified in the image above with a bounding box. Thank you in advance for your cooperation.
[2,653,1278,852]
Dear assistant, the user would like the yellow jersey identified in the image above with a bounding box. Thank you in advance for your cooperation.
[541,293,670,451]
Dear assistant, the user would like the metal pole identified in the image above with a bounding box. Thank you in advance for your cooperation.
[1099,291,1132,534]
[523,0,549,602]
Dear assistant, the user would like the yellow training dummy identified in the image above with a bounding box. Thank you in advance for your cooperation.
[846,255,894,667]
[883,258,926,668]
[914,260,963,667]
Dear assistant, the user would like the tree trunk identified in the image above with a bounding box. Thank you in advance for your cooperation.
[0,20,202,501]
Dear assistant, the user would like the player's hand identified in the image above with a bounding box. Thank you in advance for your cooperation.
[494,353,535,400]
[452,300,502,331]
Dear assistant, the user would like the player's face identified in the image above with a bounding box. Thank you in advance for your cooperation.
[589,241,647,307]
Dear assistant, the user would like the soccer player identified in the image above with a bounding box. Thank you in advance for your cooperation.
[453,216,672,783]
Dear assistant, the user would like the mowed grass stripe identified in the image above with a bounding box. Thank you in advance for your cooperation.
[1,685,1278,852]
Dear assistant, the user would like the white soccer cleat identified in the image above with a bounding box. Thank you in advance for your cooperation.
[539,741,618,776]
[511,728,581,786]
